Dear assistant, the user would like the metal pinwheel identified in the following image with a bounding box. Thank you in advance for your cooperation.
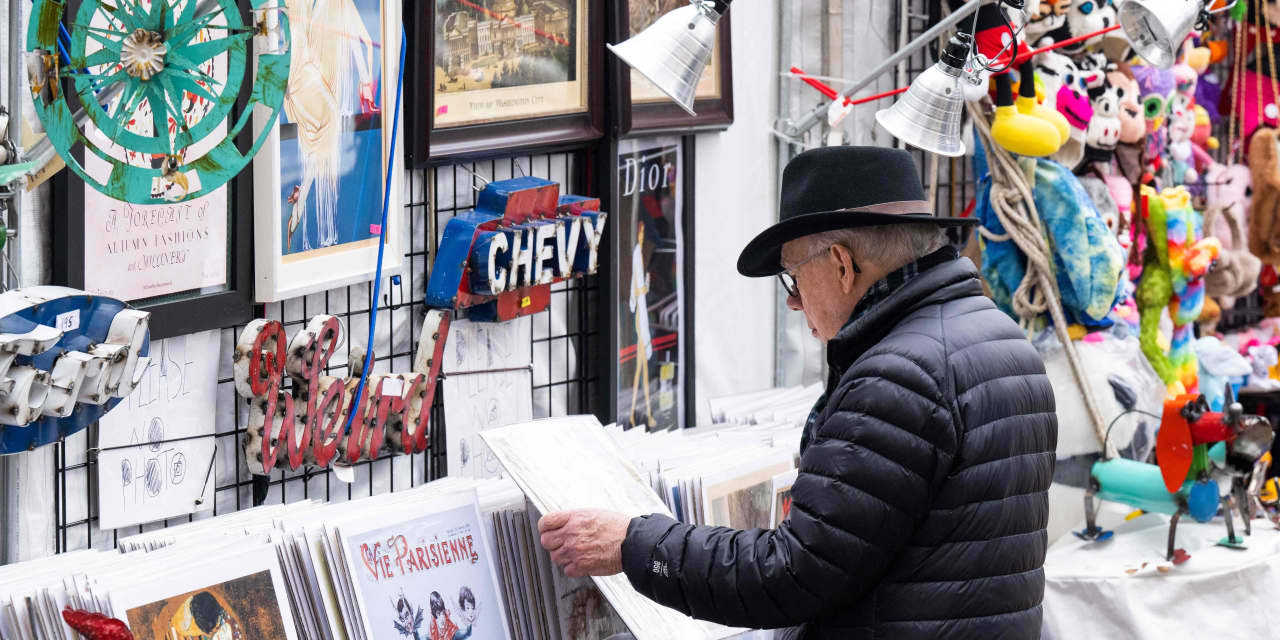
[26,0,290,204]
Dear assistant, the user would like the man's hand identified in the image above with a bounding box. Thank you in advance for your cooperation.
[538,509,631,578]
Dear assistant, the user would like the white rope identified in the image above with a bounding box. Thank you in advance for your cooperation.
[968,101,1116,457]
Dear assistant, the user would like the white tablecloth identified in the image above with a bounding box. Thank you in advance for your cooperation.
[1043,513,1280,638]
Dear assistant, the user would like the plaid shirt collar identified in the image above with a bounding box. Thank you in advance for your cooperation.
[846,246,956,326]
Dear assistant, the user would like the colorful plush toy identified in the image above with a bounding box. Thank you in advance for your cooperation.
[1109,68,1145,145]
[1167,63,1200,184]
[1032,159,1126,326]
[1250,127,1280,265]
[1082,56,1123,167]
[1133,65,1175,179]
[1036,50,1094,168]
[1137,186,1221,394]
[1039,0,1118,54]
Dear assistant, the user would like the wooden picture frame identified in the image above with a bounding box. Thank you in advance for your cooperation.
[251,0,406,303]
[407,0,605,165]
[611,1,734,136]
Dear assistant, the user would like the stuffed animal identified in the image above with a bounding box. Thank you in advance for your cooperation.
[1025,0,1072,46]
[1250,127,1280,265]
[1203,196,1262,308]
[1109,68,1145,144]
[1040,0,1118,54]
[1167,63,1200,185]
[1082,55,1123,166]
[1032,159,1126,326]
[1036,51,1094,167]
[1133,65,1175,180]
[1190,105,1218,176]
[1136,186,1220,393]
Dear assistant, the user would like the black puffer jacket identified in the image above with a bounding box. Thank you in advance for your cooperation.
[621,255,1057,639]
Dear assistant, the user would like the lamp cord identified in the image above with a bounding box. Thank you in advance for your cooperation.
[343,28,406,438]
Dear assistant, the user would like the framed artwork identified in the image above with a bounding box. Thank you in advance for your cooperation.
[407,0,604,164]
[612,0,734,136]
[252,0,405,303]
[52,0,252,339]
[610,135,695,431]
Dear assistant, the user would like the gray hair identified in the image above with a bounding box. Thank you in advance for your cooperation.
[803,223,948,271]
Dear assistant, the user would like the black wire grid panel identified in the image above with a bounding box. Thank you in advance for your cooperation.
[51,152,600,553]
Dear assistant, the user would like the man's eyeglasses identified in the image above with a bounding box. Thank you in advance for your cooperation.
[777,245,860,298]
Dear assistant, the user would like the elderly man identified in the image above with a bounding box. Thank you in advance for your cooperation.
[539,146,1057,638]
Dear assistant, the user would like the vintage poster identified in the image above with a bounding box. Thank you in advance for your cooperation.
[340,492,510,640]
[702,454,794,530]
[112,546,298,640]
[254,0,404,302]
[82,6,229,302]
[96,330,220,530]
[433,0,589,128]
[770,469,798,528]
[616,137,685,431]
[626,0,721,104]
[279,0,385,257]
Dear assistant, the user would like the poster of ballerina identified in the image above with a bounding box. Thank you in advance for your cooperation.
[432,0,589,128]
[253,0,405,302]
[615,137,685,432]
[339,491,510,640]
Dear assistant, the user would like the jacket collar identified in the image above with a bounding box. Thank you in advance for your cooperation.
[826,248,983,376]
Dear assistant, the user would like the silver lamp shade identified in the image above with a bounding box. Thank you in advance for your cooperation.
[1118,0,1203,69]
[607,2,725,116]
[875,33,970,158]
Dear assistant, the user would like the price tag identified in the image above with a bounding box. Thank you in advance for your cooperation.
[56,309,80,332]
[521,296,532,308]
[381,377,404,396]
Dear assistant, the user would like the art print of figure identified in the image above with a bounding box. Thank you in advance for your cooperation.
[453,586,480,639]
[280,0,384,254]
[428,591,460,640]
[124,570,286,640]
[616,142,683,432]
[392,592,425,639]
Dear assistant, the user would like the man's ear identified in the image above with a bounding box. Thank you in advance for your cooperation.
[830,244,858,294]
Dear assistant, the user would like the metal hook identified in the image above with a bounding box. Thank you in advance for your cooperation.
[457,164,490,192]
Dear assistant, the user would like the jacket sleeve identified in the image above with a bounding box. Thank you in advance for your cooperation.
[621,352,958,629]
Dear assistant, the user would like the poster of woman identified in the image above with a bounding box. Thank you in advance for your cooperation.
[253,0,405,302]
[615,137,685,431]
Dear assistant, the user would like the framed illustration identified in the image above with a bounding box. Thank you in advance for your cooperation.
[611,1,734,136]
[52,0,252,339]
[252,0,405,302]
[610,135,696,431]
[407,0,605,164]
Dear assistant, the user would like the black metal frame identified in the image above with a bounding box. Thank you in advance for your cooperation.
[407,0,606,165]
[51,152,605,552]
[609,0,734,137]
[49,0,256,341]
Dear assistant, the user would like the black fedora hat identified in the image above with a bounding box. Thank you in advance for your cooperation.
[737,146,978,277]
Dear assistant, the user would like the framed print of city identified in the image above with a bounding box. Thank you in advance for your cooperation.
[612,0,734,135]
[409,0,604,163]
